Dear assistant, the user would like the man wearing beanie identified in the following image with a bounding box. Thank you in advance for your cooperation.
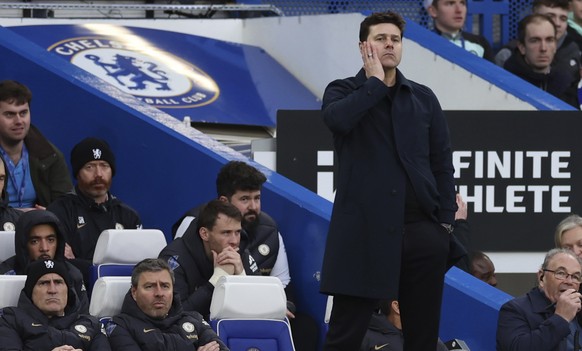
[0,209,89,314]
[0,259,110,350]
[47,137,141,282]
[0,80,73,209]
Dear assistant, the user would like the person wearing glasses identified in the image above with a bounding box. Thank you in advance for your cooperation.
[496,248,582,350]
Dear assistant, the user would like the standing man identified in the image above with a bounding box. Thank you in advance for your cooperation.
[47,137,141,280]
[497,248,582,350]
[425,0,494,61]
[0,80,72,210]
[107,258,228,351]
[160,200,247,320]
[320,11,459,351]
[0,259,110,350]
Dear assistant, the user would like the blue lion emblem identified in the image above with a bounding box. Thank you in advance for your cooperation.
[86,54,170,91]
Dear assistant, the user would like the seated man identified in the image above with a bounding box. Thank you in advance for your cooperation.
[0,259,109,350]
[107,258,228,351]
[160,200,247,320]
[425,0,494,61]
[0,153,22,230]
[360,299,448,351]
[497,248,582,350]
[47,137,142,281]
[0,80,73,209]
[504,13,579,108]
[468,251,497,287]
[0,210,88,313]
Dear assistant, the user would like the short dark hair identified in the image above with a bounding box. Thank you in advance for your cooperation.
[197,199,242,232]
[532,0,569,11]
[359,11,406,42]
[131,258,174,287]
[517,14,556,44]
[216,161,267,199]
[0,80,32,105]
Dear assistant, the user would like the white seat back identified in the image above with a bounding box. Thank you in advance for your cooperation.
[210,275,287,321]
[0,275,26,308]
[89,276,131,319]
[92,229,167,264]
[324,295,333,323]
[0,231,15,263]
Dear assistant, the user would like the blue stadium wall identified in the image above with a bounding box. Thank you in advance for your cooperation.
[0,25,513,350]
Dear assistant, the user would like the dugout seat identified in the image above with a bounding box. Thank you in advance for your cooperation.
[89,276,131,323]
[0,275,26,309]
[0,231,15,263]
[209,275,295,351]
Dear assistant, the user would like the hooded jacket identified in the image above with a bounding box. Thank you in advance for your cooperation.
[504,48,580,109]
[0,210,89,313]
[0,282,109,351]
[0,153,22,232]
[107,290,228,351]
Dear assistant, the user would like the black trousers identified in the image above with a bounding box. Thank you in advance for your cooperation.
[323,220,450,351]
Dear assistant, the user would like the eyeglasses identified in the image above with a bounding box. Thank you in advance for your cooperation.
[543,269,582,283]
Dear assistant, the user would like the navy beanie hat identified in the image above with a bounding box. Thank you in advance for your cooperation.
[24,259,70,299]
[70,137,116,178]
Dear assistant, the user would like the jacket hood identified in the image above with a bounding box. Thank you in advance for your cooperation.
[120,289,184,328]
[14,210,66,273]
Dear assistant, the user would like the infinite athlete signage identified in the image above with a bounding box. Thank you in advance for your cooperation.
[277,110,582,252]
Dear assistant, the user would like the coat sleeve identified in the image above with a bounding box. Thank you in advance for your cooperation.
[496,299,570,350]
[0,308,24,351]
[322,76,389,135]
[192,313,229,351]
[89,328,111,351]
[107,320,143,351]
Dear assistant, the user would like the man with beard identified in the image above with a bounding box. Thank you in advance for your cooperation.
[0,210,89,314]
[160,200,247,320]
[107,258,228,351]
[172,161,318,350]
[47,137,141,282]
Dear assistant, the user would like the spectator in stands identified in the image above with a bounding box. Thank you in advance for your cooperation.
[425,0,494,61]
[0,259,109,350]
[555,214,582,258]
[106,258,228,351]
[567,0,582,49]
[503,14,580,108]
[497,248,582,350]
[173,160,318,350]
[47,137,141,282]
[0,153,22,230]
[0,210,89,313]
[160,200,247,320]
[468,251,497,286]
[320,11,461,351]
[360,299,448,351]
[0,80,73,210]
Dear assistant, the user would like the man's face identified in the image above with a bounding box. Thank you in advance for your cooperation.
[27,224,58,261]
[32,273,68,317]
[76,160,112,202]
[429,0,467,33]
[131,270,173,319]
[539,253,582,303]
[0,158,6,195]
[0,100,30,145]
[518,19,557,73]
[560,226,582,258]
[571,0,582,22]
[225,190,261,225]
[471,256,497,287]
[363,23,403,71]
[200,213,241,254]
[535,5,568,40]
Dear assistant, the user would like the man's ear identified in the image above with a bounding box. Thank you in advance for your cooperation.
[218,196,229,203]
[391,300,400,316]
[131,286,137,301]
[427,5,437,19]
[199,227,209,241]
[538,270,545,286]
[517,42,526,56]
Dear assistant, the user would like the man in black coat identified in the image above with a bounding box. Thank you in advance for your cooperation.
[159,200,247,320]
[0,259,109,351]
[107,258,228,351]
[320,11,461,351]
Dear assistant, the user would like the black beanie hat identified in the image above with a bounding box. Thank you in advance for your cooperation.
[24,259,70,299]
[70,137,116,178]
